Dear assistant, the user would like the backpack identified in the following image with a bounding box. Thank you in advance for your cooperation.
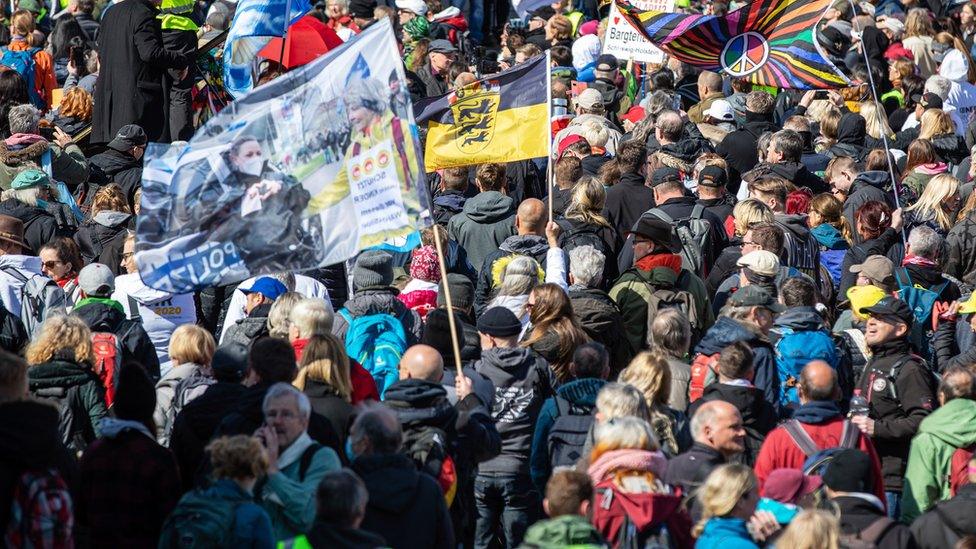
[547,396,596,470]
[633,269,702,346]
[158,488,243,548]
[4,469,73,549]
[838,516,896,549]
[782,418,859,476]
[339,310,408,397]
[0,267,66,337]
[402,424,458,506]
[687,352,719,403]
[559,222,613,282]
[90,332,123,408]
[644,206,712,278]
[593,479,678,549]
[774,327,840,411]
[894,268,947,361]
[821,248,846,288]
[0,47,45,109]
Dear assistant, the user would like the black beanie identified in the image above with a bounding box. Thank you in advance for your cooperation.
[822,449,872,493]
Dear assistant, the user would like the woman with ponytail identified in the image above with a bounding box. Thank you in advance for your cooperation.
[808,193,853,288]
[6,9,56,110]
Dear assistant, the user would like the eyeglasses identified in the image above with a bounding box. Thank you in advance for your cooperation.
[41,260,62,269]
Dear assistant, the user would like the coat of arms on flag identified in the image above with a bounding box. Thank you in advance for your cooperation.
[449,80,501,154]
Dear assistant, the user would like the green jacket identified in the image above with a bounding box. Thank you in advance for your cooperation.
[609,265,713,354]
[0,140,89,191]
[260,438,341,541]
[519,515,608,548]
[901,398,976,522]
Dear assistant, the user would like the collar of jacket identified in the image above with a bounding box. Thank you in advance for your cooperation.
[868,338,911,358]
[791,400,842,424]
[75,296,124,313]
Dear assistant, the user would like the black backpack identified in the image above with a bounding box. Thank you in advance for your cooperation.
[547,396,596,469]
[402,424,458,504]
[559,222,614,286]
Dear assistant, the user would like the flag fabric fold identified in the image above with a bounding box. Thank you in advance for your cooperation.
[415,54,550,171]
[615,0,850,89]
[223,0,312,98]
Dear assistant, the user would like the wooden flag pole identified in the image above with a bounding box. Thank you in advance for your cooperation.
[546,49,554,222]
[432,224,464,377]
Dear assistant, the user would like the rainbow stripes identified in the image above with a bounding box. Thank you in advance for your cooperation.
[615,0,850,89]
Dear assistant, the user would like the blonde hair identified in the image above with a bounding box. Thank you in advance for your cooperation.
[267,292,305,338]
[59,87,93,122]
[289,298,334,339]
[294,334,352,399]
[904,173,960,231]
[168,324,216,366]
[564,176,611,228]
[904,7,935,38]
[776,510,840,549]
[595,382,652,422]
[860,101,894,140]
[91,184,130,215]
[732,198,774,237]
[619,349,672,408]
[590,416,659,463]
[919,109,957,140]
[26,315,92,365]
[10,10,36,45]
[207,435,270,480]
[694,464,757,537]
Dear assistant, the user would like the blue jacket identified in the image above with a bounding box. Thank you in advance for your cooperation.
[695,517,759,549]
[203,479,275,548]
[695,316,778,412]
[529,377,606,491]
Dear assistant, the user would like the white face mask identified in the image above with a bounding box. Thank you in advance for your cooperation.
[238,158,264,176]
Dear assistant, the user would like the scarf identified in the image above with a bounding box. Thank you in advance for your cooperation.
[902,253,939,269]
[587,448,668,483]
[99,417,154,440]
[278,431,316,471]
[5,133,46,147]
[635,253,682,275]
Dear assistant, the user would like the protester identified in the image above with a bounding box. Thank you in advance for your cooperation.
[520,470,606,548]
[694,464,779,548]
[910,456,976,548]
[618,349,691,458]
[0,105,88,192]
[39,236,83,307]
[280,468,387,548]
[153,324,215,443]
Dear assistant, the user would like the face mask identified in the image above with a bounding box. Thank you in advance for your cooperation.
[345,437,358,462]
[239,158,264,177]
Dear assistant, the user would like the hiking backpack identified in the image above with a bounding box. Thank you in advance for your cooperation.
[633,269,702,347]
[782,418,860,476]
[0,47,45,109]
[559,222,613,286]
[687,352,719,403]
[838,516,896,549]
[593,479,678,549]
[547,396,596,470]
[158,488,242,548]
[402,424,458,506]
[4,469,73,549]
[339,310,408,397]
[644,207,712,278]
[0,267,66,337]
[894,268,947,362]
[774,327,840,411]
[90,331,123,408]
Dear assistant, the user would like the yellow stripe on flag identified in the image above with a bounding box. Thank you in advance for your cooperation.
[423,102,549,171]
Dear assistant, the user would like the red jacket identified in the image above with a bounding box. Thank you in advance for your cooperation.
[292,338,379,404]
[754,417,886,503]
[950,444,974,496]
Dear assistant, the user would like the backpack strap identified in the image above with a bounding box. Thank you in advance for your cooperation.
[860,516,896,544]
[645,208,674,226]
[839,419,859,449]
[554,395,571,417]
[885,358,910,400]
[0,265,29,284]
[690,203,705,220]
[893,268,912,292]
[126,295,142,323]
[298,443,322,482]
[782,419,821,457]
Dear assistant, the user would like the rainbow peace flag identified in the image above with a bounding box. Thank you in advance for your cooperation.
[615,0,850,89]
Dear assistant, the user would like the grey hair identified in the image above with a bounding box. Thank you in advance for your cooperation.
[650,308,691,358]
[315,469,368,525]
[0,186,42,206]
[595,382,651,423]
[290,297,335,338]
[262,382,312,420]
[267,292,306,338]
[924,75,952,100]
[592,415,659,451]
[568,245,605,288]
[690,400,736,441]
[908,225,943,259]
[496,255,541,297]
[349,404,403,455]
[9,104,40,135]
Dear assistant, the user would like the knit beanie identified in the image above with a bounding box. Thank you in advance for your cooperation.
[112,363,157,427]
[436,273,474,311]
[409,246,441,283]
[353,250,394,291]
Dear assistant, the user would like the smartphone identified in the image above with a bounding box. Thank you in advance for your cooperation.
[38,126,55,140]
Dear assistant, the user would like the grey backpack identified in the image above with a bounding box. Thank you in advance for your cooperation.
[0,267,66,336]
[644,206,711,277]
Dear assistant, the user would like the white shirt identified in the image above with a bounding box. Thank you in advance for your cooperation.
[113,273,196,376]
[219,274,332,343]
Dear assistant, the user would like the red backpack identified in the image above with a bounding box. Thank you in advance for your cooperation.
[688,352,720,403]
[4,469,73,549]
[91,332,123,407]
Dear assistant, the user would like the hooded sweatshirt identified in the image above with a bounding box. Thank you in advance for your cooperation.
[447,191,516,272]
[842,171,896,241]
[695,316,778,411]
[901,398,976,522]
[941,49,976,137]
[113,273,196,376]
[827,112,868,161]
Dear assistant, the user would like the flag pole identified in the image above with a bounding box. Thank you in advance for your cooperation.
[432,224,464,377]
[546,50,554,222]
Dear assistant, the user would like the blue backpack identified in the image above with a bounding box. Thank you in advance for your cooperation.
[774,327,840,410]
[339,310,407,397]
[0,47,45,109]
[820,249,846,287]
[894,268,948,361]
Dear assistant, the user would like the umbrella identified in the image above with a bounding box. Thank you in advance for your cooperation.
[258,16,344,69]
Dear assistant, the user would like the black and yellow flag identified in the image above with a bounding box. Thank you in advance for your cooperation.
[414,55,549,171]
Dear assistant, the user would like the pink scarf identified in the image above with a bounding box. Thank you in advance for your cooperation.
[5,133,46,147]
[587,448,668,484]
[903,253,939,269]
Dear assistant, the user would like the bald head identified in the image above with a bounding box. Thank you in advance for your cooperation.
[698,71,723,93]
[690,400,738,439]
[798,360,839,403]
[454,72,477,88]
[516,198,546,236]
[399,344,444,382]
[690,400,744,457]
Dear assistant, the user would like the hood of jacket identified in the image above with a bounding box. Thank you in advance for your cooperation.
[917,397,976,447]
[698,383,769,424]
[0,139,47,166]
[851,170,890,195]
[776,213,812,240]
[0,400,61,468]
[115,273,177,306]
[72,300,127,332]
[741,111,777,139]
[522,515,605,548]
[499,234,548,257]
[699,517,752,543]
[0,198,49,223]
[569,287,620,333]
[598,486,685,532]
[28,357,97,389]
[479,346,539,381]
[774,306,825,332]
[345,289,407,318]
[432,191,466,212]
[658,139,701,164]
[791,400,843,424]
[837,112,867,145]
[811,223,849,250]
[462,191,514,224]
[555,378,606,407]
[92,148,140,176]
[92,210,131,229]
[352,453,424,513]
[767,161,811,182]
[382,378,457,431]
[695,316,763,355]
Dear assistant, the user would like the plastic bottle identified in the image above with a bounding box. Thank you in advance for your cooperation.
[850,389,870,417]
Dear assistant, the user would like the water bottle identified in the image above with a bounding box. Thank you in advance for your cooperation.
[850,389,870,417]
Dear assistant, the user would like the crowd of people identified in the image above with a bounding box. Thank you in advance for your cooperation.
[5,0,976,547]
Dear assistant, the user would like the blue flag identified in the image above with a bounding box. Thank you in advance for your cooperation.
[223,0,311,98]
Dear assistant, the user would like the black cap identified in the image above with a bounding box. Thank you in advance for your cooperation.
[650,166,682,187]
[595,53,618,72]
[107,124,148,152]
[348,0,377,18]
[629,216,680,253]
[698,165,728,188]
[728,285,785,312]
[859,296,914,328]
[211,342,249,382]
[528,5,555,19]
[911,92,943,110]
[822,449,872,492]
[477,307,523,338]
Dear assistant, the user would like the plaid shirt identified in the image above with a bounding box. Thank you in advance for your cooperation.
[76,430,182,547]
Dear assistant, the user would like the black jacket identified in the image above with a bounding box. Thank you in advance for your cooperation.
[827,113,869,162]
[352,453,455,549]
[473,346,555,476]
[73,211,134,276]
[650,195,729,272]
[0,299,26,353]
[303,379,354,448]
[910,483,976,548]
[557,217,621,289]
[716,111,778,194]
[839,228,905,296]
[71,300,161,380]
[696,196,734,230]
[475,234,549,316]
[86,148,143,210]
[705,243,742,295]
[569,285,634,376]
[169,381,245,491]
[944,210,976,286]
[303,521,387,549]
[75,12,99,42]
[856,339,937,492]
[603,172,654,240]
[843,171,897,242]
[416,63,447,99]
[832,495,915,549]
[0,199,64,255]
[933,315,976,373]
[663,441,725,519]
[929,132,970,167]
[92,0,189,143]
[688,383,777,465]
[431,190,466,226]
[28,356,107,455]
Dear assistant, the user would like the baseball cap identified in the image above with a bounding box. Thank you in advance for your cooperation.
[595,54,618,72]
[557,133,589,157]
[859,295,914,327]
[849,255,894,285]
[697,165,728,188]
[736,250,780,277]
[620,106,646,124]
[575,88,604,111]
[629,216,680,253]
[762,469,823,504]
[108,124,148,153]
[78,263,115,297]
[395,0,427,15]
[241,277,288,301]
[650,166,682,187]
[703,99,735,122]
[428,39,458,54]
[728,285,785,312]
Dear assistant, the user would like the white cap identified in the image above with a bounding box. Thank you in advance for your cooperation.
[395,0,427,15]
[703,99,734,122]
[877,17,904,35]
[736,250,780,277]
